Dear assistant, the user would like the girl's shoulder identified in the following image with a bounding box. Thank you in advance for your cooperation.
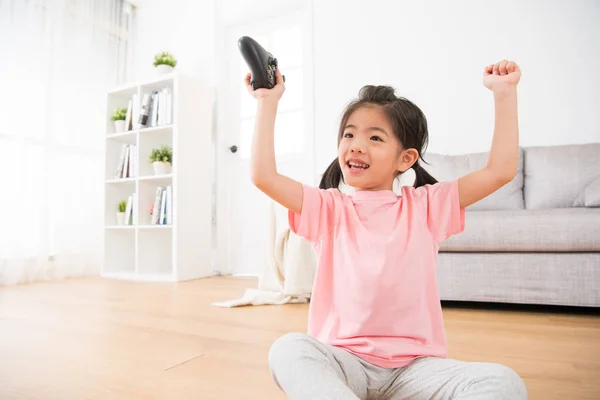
[399,180,459,203]
[398,182,432,197]
[300,184,353,209]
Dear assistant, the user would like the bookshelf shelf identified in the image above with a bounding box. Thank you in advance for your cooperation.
[107,131,137,139]
[139,125,174,134]
[102,72,213,282]
[138,173,173,182]
[105,177,136,184]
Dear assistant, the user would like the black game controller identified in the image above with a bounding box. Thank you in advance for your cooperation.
[238,36,285,90]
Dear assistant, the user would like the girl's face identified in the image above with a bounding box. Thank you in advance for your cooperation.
[338,106,403,191]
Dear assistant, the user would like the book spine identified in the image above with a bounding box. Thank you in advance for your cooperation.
[132,93,139,129]
[166,89,172,124]
[159,188,167,224]
[166,185,172,225]
[125,99,132,131]
[151,186,163,224]
[122,146,130,178]
[138,94,150,126]
[115,144,127,178]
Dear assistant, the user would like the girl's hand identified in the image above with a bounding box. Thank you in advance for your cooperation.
[245,68,286,102]
[483,60,521,93]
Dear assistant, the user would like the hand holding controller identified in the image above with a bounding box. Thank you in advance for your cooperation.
[238,36,285,90]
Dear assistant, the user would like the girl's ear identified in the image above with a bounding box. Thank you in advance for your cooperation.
[397,148,419,172]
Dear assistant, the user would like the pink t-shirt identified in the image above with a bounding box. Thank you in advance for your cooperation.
[288,180,465,368]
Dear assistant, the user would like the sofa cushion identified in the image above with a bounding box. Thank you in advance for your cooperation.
[423,148,524,211]
[573,176,600,207]
[524,143,600,209]
[440,208,600,252]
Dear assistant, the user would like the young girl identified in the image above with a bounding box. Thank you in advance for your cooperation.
[245,60,527,399]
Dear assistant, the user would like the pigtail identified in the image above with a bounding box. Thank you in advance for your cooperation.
[413,162,438,188]
[319,158,343,190]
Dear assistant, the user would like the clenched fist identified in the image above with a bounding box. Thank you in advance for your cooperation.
[483,59,521,93]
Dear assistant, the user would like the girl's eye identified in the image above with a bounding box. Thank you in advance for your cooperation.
[371,136,383,142]
[343,133,353,138]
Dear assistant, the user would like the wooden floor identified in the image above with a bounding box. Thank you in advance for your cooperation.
[1,277,599,400]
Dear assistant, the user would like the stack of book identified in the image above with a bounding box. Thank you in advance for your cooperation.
[151,185,172,225]
[122,87,173,131]
[115,144,136,178]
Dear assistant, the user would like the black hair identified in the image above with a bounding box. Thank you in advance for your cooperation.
[318,85,437,190]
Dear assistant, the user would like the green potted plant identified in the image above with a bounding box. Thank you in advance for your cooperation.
[153,51,177,75]
[111,107,128,133]
[149,145,173,175]
[117,200,127,225]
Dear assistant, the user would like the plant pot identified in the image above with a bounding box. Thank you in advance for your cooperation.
[116,212,126,225]
[114,120,126,133]
[156,64,174,75]
[152,161,172,175]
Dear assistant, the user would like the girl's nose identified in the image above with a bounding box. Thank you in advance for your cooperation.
[350,139,366,153]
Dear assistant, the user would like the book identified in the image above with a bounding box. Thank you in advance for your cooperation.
[166,89,172,124]
[122,146,130,178]
[125,99,132,131]
[166,185,172,225]
[128,145,135,178]
[138,94,150,126]
[132,93,139,129]
[150,91,159,127]
[151,186,163,224]
[159,188,167,224]
[115,144,128,178]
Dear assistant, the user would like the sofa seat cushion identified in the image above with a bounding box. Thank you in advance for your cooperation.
[440,208,600,252]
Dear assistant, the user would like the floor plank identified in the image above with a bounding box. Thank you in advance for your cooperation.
[0,276,599,399]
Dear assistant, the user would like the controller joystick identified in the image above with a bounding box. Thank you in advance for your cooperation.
[238,36,285,90]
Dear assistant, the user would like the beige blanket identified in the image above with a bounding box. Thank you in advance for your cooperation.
[211,200,316,307]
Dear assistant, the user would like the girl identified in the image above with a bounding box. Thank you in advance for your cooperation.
[245,59,527,399]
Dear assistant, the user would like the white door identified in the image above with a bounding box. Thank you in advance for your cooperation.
[215,11,315,276]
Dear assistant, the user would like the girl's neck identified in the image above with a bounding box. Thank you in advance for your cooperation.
[351,188,398,202]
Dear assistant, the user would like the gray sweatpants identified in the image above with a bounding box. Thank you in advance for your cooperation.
[269,333,527,400]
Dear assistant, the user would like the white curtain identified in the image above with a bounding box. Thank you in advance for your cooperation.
[0,0,132,285]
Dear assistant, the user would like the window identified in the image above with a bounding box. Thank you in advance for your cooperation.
[0,0,131,284]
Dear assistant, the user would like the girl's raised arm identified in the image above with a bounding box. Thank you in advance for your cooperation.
[246,69,304,214]
[458,60,521,209]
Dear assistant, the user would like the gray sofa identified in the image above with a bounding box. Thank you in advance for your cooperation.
[423,142,600,308]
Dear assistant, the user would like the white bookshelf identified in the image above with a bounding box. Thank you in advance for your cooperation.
[102,72,213,282]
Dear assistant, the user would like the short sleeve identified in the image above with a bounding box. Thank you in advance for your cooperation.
[288,184,340,243]
[414,180,465,243]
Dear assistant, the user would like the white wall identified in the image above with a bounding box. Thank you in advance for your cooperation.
[133,0,600,180]
[312,0,600,178]
[130,0,216,85]
[130,0,305,83]
[215,0,307,26]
